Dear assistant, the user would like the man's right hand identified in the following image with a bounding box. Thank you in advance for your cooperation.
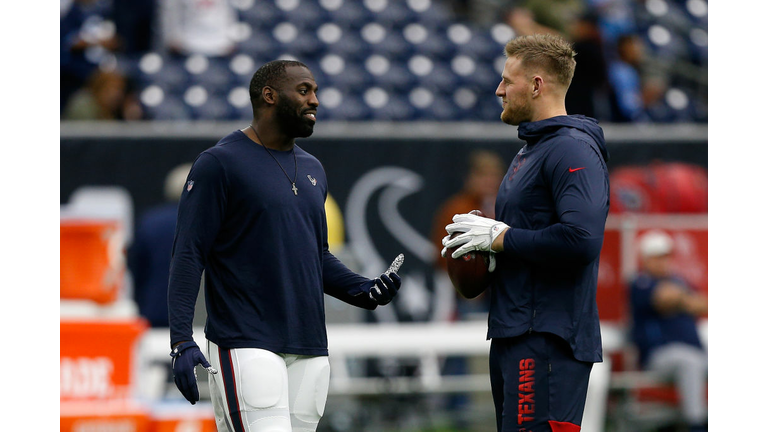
[170,341,218,404]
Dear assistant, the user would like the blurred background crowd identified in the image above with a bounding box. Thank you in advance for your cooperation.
[60,0,707,123]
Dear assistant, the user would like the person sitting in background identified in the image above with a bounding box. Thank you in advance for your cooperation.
[629,230,708,432]
[62,70,143,120]
[128,163,192,328]
[60,0,119,113]
[608,33,664,122]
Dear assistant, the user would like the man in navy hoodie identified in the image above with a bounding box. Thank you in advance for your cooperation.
[443,34,610,432]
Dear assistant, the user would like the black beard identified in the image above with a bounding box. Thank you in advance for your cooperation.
[275,96,315,138]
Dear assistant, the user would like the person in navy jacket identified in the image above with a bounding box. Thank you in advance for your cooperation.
[167,60,403,432]
[443,34,610,432]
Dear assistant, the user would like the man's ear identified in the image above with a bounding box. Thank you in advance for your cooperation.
[262,86,277,106]
[531,76,543,98]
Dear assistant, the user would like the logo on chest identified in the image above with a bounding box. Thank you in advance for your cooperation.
[508,157,527,181]
[307,174,317,186]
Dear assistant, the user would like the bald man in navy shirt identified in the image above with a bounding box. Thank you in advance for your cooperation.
[167,60,403,432]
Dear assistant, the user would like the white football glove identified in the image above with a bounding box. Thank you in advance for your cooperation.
[441,213,510,272]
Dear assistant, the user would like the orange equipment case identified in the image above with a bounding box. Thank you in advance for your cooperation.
[61,219,125,304]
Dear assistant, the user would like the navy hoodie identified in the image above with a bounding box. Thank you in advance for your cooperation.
[490,115,610,363]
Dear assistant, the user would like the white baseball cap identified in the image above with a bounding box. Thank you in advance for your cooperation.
[638,230,674,257]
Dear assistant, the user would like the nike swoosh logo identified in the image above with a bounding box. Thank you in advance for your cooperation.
[569,167,586,173]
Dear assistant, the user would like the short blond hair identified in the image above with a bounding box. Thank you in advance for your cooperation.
[504,34,576,88]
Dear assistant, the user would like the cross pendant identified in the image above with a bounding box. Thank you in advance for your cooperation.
[291,183,298,196]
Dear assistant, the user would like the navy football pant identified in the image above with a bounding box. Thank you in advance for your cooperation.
[489,332,593,432]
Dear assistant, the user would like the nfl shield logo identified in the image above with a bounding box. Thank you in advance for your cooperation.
[186,180,194,192]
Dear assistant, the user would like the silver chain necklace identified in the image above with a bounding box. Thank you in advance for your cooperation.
[250,125,298,196]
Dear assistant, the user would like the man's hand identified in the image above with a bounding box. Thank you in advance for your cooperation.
[170,341,218,405]
[653,281,708,316]
[441,213,510,266]
[366,254,404,305]
[367,273,401,305]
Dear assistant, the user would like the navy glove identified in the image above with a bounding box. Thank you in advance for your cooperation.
[170,341,218,404]
[368,273,402,305]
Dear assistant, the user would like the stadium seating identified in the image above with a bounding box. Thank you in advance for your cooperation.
[112,0,708,122]
[63,0,705,122]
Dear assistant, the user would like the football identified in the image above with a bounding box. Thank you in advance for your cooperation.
[445,210,493,299]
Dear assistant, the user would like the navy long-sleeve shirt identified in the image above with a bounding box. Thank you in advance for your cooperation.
[490,115,610,363]
[168,130,374,355]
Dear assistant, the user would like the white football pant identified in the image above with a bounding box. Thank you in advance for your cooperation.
[207,341,331,432]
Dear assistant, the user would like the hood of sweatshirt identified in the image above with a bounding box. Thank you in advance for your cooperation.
[517,115,610,162]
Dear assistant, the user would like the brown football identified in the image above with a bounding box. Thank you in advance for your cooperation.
[445,210,493,299]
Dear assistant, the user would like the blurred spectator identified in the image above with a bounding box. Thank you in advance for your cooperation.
[430,149,506,430]
[506,0,586,37]
[629,230,708,431]
[608,33,655,122]
[61,0,119,112]
[62,70,144,120]
[112,0,157,54]
[449,0,510,26]
[430,147,505,381]
[127,163,192,327]
[565,11,612,120]
[642,75,676,122]
[585,0,637,47]
[159,0,237,57]
[431,149,505,285]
